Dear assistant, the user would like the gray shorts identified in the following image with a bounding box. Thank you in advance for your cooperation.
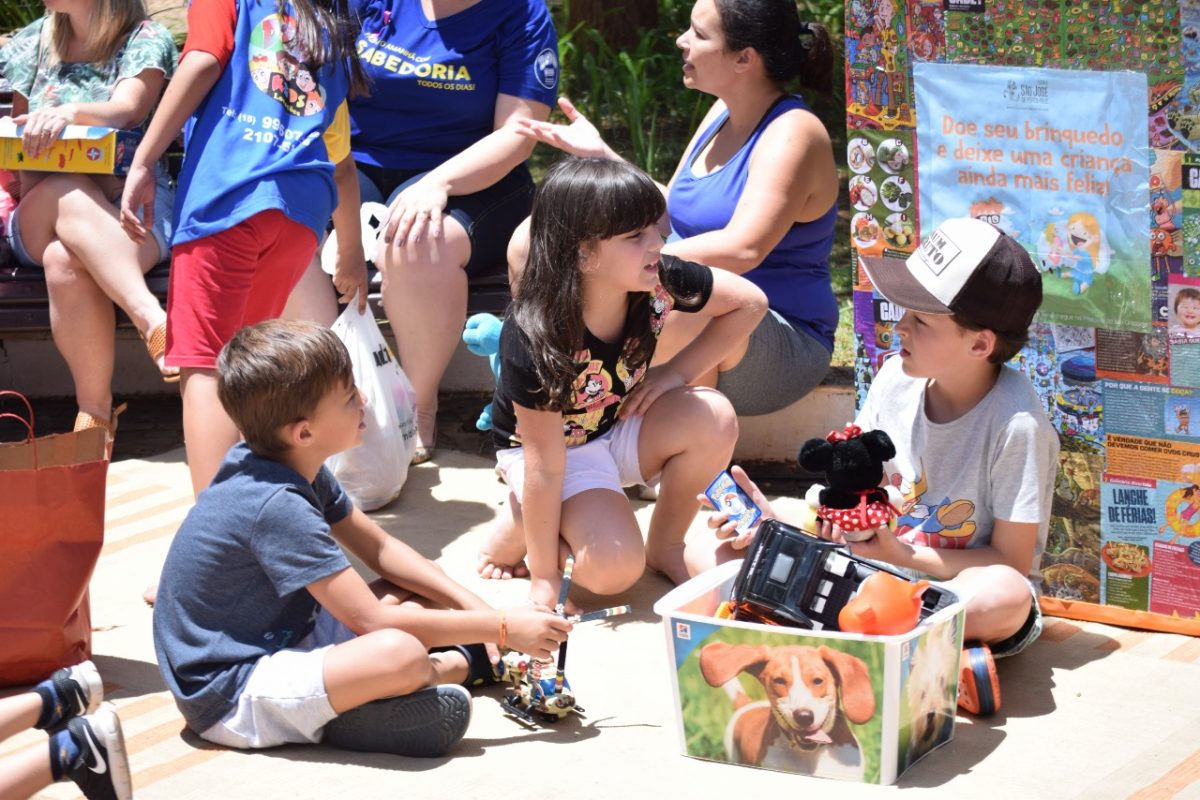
[716,309,832,416]
[6,165,174,267]
[199,609,356,749]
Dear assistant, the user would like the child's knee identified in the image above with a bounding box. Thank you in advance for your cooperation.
[577,541,645,594]
[670,386,736,435]
[957,565,1031,616]
[359,628,429,672]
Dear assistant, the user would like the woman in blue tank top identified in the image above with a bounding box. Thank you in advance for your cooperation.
[517,0,839,415]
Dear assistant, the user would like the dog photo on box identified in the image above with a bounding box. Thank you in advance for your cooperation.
[676,626,884,781]
[899,617,963,771]
[657,561,966,784]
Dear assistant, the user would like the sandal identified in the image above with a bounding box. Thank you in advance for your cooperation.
[411,410,437,465]
[411,441,436,465]
[432,643,499,688]
[143,322,180,384]
[74,403,127,456]
[958,641,1001,716]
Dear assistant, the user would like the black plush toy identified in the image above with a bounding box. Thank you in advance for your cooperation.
[798,423,903,541]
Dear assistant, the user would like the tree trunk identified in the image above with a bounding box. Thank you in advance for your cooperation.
[568,0,658,50]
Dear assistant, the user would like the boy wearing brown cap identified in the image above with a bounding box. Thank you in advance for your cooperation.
[711,217,1059,714]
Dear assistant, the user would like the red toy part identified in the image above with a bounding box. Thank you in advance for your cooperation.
[837,571,929,635]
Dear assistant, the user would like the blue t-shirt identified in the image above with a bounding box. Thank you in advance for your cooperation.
[172,0,350,244]
[348,0,558,171]
[667,95,838,352]
[153,443,354,733]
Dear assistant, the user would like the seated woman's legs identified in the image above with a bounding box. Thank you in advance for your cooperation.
[377,219,471,460]
[655,308,830,417]
[17,174,174,420]
[41,240,117,423]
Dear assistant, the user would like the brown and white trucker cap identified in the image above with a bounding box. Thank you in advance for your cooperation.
[858,217,1042,335]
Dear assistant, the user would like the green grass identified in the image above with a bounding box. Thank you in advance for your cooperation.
[0,1,40,32]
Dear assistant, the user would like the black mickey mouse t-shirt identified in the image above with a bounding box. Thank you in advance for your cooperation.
[491,255,713,449]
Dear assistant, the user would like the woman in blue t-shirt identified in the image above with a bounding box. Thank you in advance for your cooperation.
[517,0,837,416]
[349,0,558,463]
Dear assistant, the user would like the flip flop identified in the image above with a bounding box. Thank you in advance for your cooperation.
[143,322,180,384]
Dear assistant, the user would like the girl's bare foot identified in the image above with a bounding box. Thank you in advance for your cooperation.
[142,581,158,606]
[477,522,529,580]
[646,543,692,587]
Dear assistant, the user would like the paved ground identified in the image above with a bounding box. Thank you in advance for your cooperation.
[4,399,1200,799]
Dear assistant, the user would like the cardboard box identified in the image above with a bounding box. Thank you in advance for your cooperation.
[0,119,140,174]
[653,560,965,784]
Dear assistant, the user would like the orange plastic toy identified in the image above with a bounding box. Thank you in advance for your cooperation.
[838,572,929,635]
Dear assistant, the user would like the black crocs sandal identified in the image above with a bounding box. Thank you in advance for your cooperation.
[322,685,471,758]
[433,643,500,688]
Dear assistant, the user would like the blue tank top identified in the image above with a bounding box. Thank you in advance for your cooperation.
[667,95,838,351]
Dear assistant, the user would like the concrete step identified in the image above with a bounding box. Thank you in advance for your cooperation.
[0,329,854,463]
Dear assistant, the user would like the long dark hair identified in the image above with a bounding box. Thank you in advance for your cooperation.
[715,0,833,94]
[513,158,666,411]
[278,0,369,98]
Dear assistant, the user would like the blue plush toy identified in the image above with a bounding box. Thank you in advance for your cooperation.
[462,313,503,431]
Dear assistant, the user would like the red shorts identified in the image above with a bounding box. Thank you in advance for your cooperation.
[166,210,317,369]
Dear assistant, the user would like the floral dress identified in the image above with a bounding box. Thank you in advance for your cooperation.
[0,17,176,115]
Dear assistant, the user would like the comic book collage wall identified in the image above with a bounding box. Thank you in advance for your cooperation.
[846,0,1200,634]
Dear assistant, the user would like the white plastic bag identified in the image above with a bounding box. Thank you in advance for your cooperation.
[326,303,417,510]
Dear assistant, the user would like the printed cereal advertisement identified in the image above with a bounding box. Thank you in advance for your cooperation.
[1101,474,1200,620]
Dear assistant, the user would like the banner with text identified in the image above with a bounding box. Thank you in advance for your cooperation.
[914,62,1151,330]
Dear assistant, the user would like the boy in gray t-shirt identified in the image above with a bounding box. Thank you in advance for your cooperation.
[709,218,1058,715]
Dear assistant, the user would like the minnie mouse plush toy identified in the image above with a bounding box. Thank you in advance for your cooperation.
[799,423,903,541]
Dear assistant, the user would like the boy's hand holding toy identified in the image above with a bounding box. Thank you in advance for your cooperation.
[799,424,903,543]
[500,605,573,661]
[816,515,912,566]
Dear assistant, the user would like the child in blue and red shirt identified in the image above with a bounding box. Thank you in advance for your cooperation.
[120,0,368,496]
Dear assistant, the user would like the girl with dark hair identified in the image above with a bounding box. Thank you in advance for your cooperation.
[517,0,839,418]
[119,0,368,497]
[479,157,766,606]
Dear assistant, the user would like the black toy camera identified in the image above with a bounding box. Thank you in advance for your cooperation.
[729,518,955,631]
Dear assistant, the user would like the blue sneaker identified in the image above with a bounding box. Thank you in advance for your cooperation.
[37,660,103,730]
[65,704,132,800]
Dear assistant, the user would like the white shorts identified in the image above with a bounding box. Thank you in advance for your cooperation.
[496,416,658,504]
[200,609,356,749]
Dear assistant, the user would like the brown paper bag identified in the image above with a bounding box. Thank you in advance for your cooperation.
[0,392,108,686]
